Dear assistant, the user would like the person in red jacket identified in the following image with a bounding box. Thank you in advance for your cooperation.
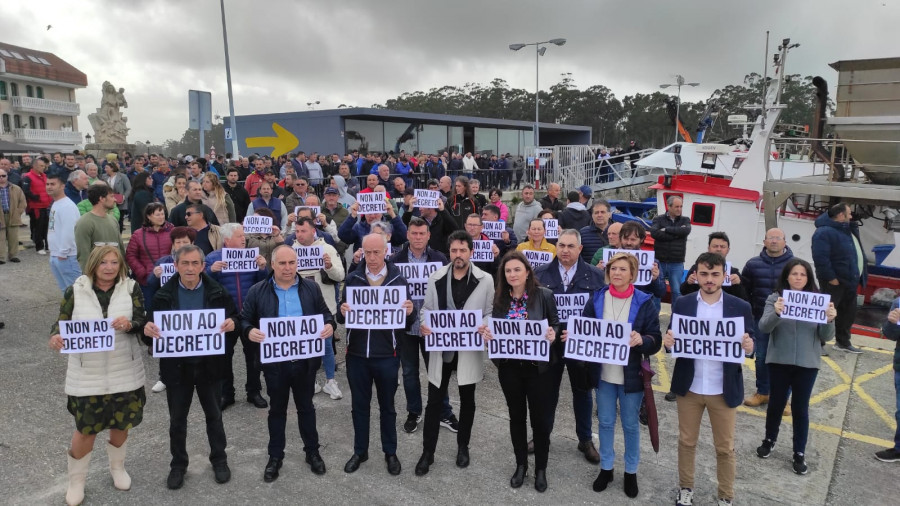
[21,156,53,253]
[125,203,173,307]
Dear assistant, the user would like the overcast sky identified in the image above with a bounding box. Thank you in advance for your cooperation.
[2,0,897,145]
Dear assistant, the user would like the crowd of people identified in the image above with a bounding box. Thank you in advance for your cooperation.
[0,147,897,506]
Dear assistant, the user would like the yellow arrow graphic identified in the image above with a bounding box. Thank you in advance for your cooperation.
[245,122,299,158]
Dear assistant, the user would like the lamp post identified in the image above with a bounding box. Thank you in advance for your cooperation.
[660,75,699,144]
[508,38,566,148]
[307,101,320,110]
[145,140,151,160]
[219,0,239,157]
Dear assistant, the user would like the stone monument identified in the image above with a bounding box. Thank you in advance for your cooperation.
[84,81,134,157]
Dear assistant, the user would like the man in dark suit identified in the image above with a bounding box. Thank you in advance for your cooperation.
[663,252,755,506]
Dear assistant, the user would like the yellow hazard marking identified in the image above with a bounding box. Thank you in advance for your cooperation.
[853,384,898,431]
[655,351,671,390]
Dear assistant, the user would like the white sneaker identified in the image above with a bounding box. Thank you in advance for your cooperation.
[151,380,166,393]
[322,379,343,400]
[37,249,47,255]
[314,382,322,394]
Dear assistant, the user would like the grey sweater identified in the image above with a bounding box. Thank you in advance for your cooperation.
[759,292,835,369]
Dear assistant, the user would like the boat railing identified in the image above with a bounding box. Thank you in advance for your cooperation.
[770,137,900,183]
[524,144,663,195]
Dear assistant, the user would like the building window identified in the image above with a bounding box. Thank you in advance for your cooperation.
[10,83,18,97]
[0,81,6,100]
[25,85,34,98]
[39,117,46,129]
[1,114,10,133]
[498,129,521,158]
[418,124,449,156]
[691,203,715,226]
[344,119,384,154]
[29,116,36,129]
[36,86,44,99]
[474,127,498,156]
[14,115,22,128]
[384,121,418,154]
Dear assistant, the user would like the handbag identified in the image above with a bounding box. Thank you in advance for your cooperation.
[113,194,125,205]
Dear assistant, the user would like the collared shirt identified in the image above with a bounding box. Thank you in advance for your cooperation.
[366,264,387,282]
[558,262,578,290]
[272,276,303,317]
[408,248,427,263]
[690,290,725,396]
[0,185,9,212]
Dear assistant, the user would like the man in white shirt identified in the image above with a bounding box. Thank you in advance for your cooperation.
[45,173,82,292]
[663,252,755,506]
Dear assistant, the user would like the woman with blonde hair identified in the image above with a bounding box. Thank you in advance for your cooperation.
[164,174,187,212]
[201,172,236,224]
[48,245,147,505]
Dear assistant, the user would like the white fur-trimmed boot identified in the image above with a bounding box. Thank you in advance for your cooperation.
[107,441,131,490]
[66,450,92,506]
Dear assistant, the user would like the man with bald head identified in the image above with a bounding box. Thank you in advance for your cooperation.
[539,183,564,213]
[739,228,795,407]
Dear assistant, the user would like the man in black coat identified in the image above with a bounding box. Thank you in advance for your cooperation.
[223,167,251,223]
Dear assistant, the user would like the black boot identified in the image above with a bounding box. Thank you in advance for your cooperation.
[624,472,638,498]
[414,452,434,476]
[510,464,527,488]
[534,469,547,492]
[593,468,614,492]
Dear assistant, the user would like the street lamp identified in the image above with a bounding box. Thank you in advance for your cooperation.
[307,101,320,110]
[509,38,567,147]
[145,140,151,159]
[660,75,699,144]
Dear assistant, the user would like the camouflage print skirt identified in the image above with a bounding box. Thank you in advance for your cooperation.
[67,387,146,435]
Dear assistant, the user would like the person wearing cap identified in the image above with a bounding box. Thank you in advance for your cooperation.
[322,186,349,227]
[558,189,592,231]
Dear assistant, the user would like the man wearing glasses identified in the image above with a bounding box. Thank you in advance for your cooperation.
[285,177,311,212]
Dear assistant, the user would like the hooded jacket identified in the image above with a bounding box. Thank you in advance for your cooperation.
[513,199,543,240]
[811,212,868,288]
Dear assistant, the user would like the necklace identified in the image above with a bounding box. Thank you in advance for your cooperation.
[610,294,630,321]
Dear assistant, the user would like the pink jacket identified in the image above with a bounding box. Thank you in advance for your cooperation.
[125,222,174,285]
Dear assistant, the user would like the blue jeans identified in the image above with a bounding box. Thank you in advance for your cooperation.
[262,358,321,458]
[596,380,644,473]
[323,337,335,380]
[398,333,451,418]
[755,331,771,395]
[346,354,399,455]
[658,261,684,301]
[894,371,900,450]
[765,363,818,453]
[49,256,81,293]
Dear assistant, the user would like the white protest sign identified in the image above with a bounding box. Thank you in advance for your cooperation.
[259,315,326,363]
[345,286,407,329]
[671,314,745,364]
[472,240,495,262]
[565,316,632,365]
[243,215,273,234]
[294,205,321,218]
[385,243,392,258]
[222,247,260,273]
[159,263,175,285]
[722,261,733,286]
[152,309,227,358]
[522,249,553,268]
[554,292,591,323]
[59,319,115,354]
[603,248,655,286]
[423,310,483,351]
[781,290,831,324]
[543,219,559,240]
[294,244,325,270]
[487,318,550,361]
[483,221,505,240]
[357,192,387,214]
[414,189,440,209]
[395,262,442,300]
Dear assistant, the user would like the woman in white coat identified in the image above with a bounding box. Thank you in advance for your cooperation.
[48,245,147,505]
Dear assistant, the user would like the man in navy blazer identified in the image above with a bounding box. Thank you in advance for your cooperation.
[663,252,755,506]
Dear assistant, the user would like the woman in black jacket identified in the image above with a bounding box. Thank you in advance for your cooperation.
[480,251,559,493]
[129,172,157,233]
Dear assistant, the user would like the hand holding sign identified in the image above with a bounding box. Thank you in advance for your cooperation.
[244,215,273,234]
[564,316,631,365]
[780,290,832,324]
[670,315,747,364]
[486,318,551,361]
[52,318,117,354]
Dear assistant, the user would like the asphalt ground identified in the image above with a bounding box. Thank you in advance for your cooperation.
[1,230,899,505]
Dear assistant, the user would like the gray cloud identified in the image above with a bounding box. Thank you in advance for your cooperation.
[2,0,897,146]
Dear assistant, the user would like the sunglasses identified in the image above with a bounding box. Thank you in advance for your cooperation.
[184,212,197,217]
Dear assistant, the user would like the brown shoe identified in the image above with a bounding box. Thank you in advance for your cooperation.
[578,440,600,464]
[743,393,770,407]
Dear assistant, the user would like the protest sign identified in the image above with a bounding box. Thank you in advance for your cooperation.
[671,314,745,364]
[345,286,407,329]
[259,315,325,363]
[221,247,260,273]
[152,309,227,358]
[294,205,320,218]
[414,189,440,209]
[395,262,441,300]
[472,240,495,262]
[483,221,506,240]
[781,290,831,324]
[243,215,273,234]
[522,249,553,268]
[423,310,483,351]
[565,316,632,365]
[159,263,175,285]
[59,318,114,354]
[487,318,549,361]
[723,261,733,286]
[603,248,656,286]
[544,219,559,240]
[385,243,392,258]
[554,292,591,323]
[294,244,325,270]
[357,192,387,214]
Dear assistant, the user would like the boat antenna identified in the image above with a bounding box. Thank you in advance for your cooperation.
[761,31,769,130]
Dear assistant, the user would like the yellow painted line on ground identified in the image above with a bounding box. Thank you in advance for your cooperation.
[654,352,671,391]
[745,356,756,372]
[808,383,850,406]
[822,356,852,384]
[837,430,895,448]
[860,346,894,356]
[853,384,898,431]
[855,363,894,385]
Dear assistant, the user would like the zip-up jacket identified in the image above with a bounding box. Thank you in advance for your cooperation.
[336,261,412,358]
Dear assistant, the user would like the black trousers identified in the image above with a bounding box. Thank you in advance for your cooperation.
[497,361,556,470]
[222,332,262,398]
[263,358,321,459]
[29,208,48,250]
[166,366,227,470]
[825,282,858,346]
[422,353,476,453]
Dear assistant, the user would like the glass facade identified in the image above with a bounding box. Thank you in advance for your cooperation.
[384,121,418,154]
[418,124,448,155]
[448,126,464,154]
[498,129,520,157]
[474,127,498,156]
[345,119,384,154]
[344,118,529,157]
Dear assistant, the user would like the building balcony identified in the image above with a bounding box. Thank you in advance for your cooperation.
[14,128,83,144]
[10,96,80,116]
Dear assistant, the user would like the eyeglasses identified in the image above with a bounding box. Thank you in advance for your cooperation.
[184,212,197,217]
[93,242,118,247]
[0,175,7,178]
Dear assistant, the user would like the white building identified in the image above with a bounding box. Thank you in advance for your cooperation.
[0,42,86,152]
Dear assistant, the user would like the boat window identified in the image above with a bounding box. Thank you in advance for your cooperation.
[691,203,715,226]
